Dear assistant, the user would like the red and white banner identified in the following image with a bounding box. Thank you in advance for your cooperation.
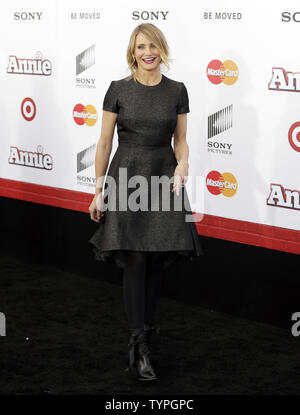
[1,0,299,254]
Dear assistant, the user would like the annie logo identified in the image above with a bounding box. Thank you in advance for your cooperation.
[8,145,53,170]
[267,184,300,210]
[268,67,300,92]
[7,51,51,75]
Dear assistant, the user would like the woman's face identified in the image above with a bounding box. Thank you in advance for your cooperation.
[134,32,161,71]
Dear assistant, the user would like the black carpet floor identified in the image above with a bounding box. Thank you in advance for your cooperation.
[0,253,300,395]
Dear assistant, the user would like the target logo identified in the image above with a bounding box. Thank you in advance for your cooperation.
[206,170,238,197]
[73,104,97,126]
[288,122,300,152]
[207,59,239,85]
[21,97,36,121]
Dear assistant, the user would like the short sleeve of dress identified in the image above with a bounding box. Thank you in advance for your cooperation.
[176,82,190,114]
[102,81,119,114]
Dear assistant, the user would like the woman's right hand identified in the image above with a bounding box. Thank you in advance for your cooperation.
[89,192,105,223]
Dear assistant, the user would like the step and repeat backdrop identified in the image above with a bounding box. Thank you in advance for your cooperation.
[0,0,299,254]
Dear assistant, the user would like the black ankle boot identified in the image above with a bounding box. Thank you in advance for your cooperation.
[135,329,157,381]
[125,328,157,381]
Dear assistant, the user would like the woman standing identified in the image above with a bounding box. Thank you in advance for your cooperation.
[88,23,203,381]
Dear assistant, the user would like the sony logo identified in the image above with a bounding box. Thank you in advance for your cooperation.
[14,11,43,20]
[132,11,169,20]
[282,12,300,22]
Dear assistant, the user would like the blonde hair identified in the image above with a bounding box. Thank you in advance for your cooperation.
[126,23,173,82]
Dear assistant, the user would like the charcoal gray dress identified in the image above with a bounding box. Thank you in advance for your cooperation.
[88,73,203,270]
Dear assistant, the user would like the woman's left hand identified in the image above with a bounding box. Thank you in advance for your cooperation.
[172,161,189,196]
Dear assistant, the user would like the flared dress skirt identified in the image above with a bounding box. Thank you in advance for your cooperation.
[88,142,203,270]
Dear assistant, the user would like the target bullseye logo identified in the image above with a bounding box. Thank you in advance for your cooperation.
[73,104,97,126]
[206,170,237,197]
[288,122,300,152]
[21,97,36,121]
[207,59,239,85]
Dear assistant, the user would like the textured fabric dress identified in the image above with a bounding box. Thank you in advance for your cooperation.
[88,73,203,270]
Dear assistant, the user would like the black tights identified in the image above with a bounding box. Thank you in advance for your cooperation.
[122,251,163,330]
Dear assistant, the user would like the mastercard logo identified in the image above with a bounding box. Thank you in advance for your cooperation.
[207,59,239,85]
[206,170,238,197]
[73,104,97,126]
